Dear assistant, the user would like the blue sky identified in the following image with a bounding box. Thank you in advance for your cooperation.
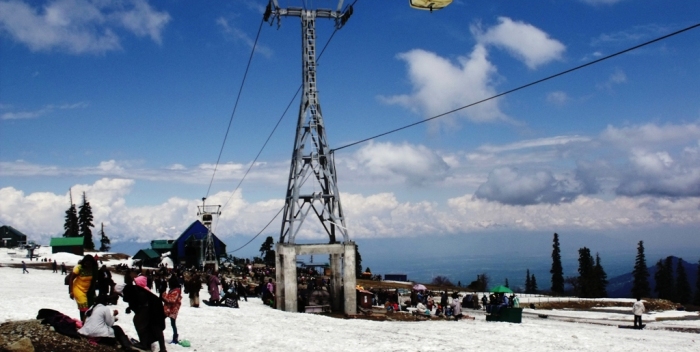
[1,0,700,274]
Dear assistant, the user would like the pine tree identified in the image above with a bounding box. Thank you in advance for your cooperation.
[694,259,700,306]
[593,253,608,298]
[531,274,538,293]
[577,247,595,298]
[259,236,274,257]
[550,233,564,294]
[655,257,676,301]
[355,243,362,279]
[631,240,650,298]
[63,204,79,237]
[78,192,95,250]
[525,269,532,294]
[664,256,677,302]
[98,223,111,252]
[675,258,691,304]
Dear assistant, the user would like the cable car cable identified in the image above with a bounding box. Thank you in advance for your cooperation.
[330,22,700,153]
[227,205,284,254]
[205,17,266,199]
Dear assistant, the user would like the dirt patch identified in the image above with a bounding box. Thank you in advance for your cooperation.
[0,319,122,352]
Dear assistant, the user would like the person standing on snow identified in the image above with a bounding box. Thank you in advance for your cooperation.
[162,276,182,344]
[632,298,645,329]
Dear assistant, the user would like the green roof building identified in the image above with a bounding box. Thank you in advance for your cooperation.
[49,237,85,256]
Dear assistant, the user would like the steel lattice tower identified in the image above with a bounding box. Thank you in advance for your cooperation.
[267,1,353,245]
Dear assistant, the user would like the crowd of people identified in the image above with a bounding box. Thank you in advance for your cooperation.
[59,255,285,351]
[484,293,520,316]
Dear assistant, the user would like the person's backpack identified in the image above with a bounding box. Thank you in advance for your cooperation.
[64,274,70,285]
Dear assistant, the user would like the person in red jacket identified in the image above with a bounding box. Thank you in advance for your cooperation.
[161,276,182,344]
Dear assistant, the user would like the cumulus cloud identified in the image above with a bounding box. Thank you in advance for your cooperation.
[380,46,509,123]
[381,18,563,126]
[473,17,565,69]
[448,194,700,231]
[601,123,700,148]
[0,0,171,54]
[616,149,700,197]
[473,167,585,205]
[346,142,450,186]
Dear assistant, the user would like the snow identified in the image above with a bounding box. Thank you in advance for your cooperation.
[1,249,699,351]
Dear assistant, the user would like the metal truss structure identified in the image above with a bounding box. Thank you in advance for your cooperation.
[266,1,353,245]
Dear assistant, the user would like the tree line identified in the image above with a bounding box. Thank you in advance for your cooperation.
[542,234,700,305]
[62,191,110,252]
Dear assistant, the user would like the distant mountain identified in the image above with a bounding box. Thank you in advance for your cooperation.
[607,256,698,298]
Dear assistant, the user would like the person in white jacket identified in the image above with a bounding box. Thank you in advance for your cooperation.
[78,295,137,350]
[632,297,645,329]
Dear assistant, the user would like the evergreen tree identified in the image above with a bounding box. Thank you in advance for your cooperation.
[550,233,564,294]
[675,258,691,304]
[78,192,95,250]
[258,236,275,265]
[694,259,700,306]
[259,236,274,257]
[593,253,608,298]
[98,223,111,252]
[664,256,677,302]
[355,243,362,279]
[525,269,532,294]
[631,240,651,298]
[531,274,538,293]
[63,204,79,237]
[654,257,676,301]
[577,247,595,298]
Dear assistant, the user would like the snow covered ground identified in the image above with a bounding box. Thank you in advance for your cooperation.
[2,247,699,351]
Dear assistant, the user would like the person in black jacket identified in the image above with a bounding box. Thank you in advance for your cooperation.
[116,283,167,352]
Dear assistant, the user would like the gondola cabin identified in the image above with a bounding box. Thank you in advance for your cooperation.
[410,0,453,12]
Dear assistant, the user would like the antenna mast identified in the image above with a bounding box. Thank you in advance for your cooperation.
[265,0,353,245]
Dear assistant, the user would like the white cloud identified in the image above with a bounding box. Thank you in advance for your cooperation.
[216,16,272,58]
[546,91,569,106]
[0,101,88,120]
[345,141,450,186]
[0,0,170,54]
[597,68,627,91]
[380,45,509,123]
[473,167,585,205]
[478,135,590,154]
[601,123,700,147]
[473,17,566,69]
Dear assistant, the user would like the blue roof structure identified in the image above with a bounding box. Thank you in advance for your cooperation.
[173,220,226,263]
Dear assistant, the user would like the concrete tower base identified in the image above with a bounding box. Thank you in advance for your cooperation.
[275,242,356,315]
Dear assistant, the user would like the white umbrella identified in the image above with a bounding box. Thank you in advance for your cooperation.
[413,284,427,291]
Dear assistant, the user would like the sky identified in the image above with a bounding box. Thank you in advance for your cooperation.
[1,0,700,278]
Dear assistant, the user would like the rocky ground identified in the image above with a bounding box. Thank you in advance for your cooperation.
[0,319,122,352]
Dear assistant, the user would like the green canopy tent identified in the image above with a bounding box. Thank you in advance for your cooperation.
[490,285,513,294]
